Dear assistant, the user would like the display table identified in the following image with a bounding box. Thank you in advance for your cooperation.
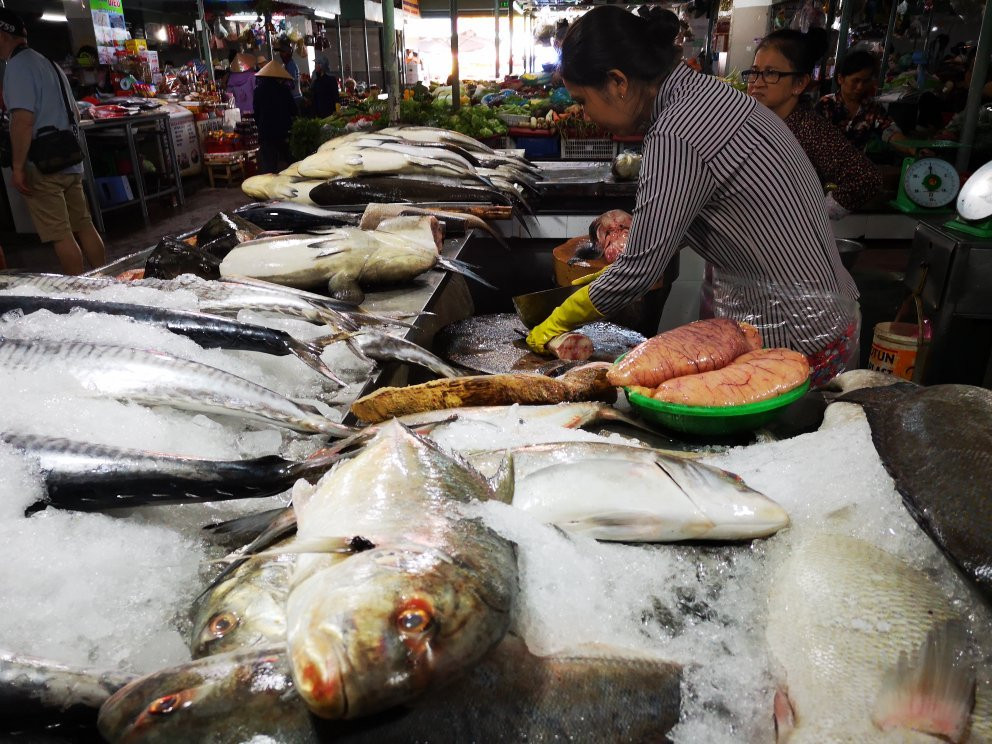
[80,112,185,229]
[203,150,258,188]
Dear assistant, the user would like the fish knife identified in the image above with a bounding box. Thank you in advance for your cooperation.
[511,285,580,328]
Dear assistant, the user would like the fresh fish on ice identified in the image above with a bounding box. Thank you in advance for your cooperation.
[97,636,680,744]
[839,383,992,602]
[466,440,789,541]
[233,202,362,232]
[285,420,518,718]
[0,337,355,437]
[308,174,516,208]
[2,433,346,509]
[766,533,991,742]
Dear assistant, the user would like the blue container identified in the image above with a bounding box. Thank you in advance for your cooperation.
[513,135,560,159]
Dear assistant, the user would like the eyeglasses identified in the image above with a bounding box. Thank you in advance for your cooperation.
[741,69,802,84]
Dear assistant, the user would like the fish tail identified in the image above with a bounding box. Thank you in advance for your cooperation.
[290,339,346,387]
[436,257,499,291]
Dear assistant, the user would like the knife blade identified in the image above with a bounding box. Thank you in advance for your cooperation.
[511,285,580,328]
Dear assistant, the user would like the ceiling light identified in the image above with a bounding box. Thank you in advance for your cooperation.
[315,10,336,19]
[226,13,260,22]
[41,12,68,21]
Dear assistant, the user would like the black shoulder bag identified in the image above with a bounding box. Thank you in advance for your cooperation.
[28,56,84,174]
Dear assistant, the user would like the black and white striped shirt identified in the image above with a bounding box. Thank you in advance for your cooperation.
[590,64,860,355]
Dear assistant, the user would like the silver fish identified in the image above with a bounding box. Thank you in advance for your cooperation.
[0,337,355,437]
[466,440,789,541]
[97,636,680,744]
[285,420,518,719]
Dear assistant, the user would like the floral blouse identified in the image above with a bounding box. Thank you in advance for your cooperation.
[784,106,883,211]
[814,93,902,150]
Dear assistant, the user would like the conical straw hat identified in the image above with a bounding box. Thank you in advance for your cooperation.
[231,52,257,73]
[255,59,293,80]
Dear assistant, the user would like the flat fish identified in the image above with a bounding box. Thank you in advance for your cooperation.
[435,313,645,376]
[838,382,992,603]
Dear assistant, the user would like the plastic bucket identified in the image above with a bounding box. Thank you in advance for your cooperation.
[867,322,922,380]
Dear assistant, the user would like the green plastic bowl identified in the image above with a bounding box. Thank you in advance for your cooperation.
[624,377,811,435]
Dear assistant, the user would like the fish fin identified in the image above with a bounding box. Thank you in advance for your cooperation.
[774,687,797,742]
[436,256,499,291]
[202,507,288,540]
[249,535,376,558]
[328,275,365,304]
[487,452,515,504]
[871,620,976,742]
[289,339,346,387]
[310,241,350,258]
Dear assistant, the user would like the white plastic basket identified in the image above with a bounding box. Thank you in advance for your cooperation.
[561,138,615,160]
[497,112,532,127]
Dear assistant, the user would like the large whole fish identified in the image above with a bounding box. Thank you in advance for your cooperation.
[241,174,326,204]
[0,295,347,385]
[297,144,482,182]
[219,215,443,303]
[0,337,355,437]
[309,175,516,208]
[466,441,789,541]
[838,383,992,603]
[233,202,363,232]
[285,420,518,719]
[97,637,680,744]
[766,533,991,742]
[3,433,345,509]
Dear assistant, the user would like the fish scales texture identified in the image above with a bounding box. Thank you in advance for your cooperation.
[286,421,518,719]
[840,384,992,603]
[98,638,680,744]
[766,533,987,743]
[0,337,349,436]
[607,318,762,388]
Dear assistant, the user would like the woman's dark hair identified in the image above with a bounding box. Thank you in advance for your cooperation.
[559,5,682,88]
[837,49,880,77]
[756,27,829,76]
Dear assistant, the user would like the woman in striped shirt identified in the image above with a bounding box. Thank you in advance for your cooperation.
[526,5,860,384]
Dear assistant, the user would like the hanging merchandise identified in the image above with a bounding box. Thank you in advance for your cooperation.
[790,0,826,32]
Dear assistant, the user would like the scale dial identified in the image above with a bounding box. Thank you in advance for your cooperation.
[903,157,960,208]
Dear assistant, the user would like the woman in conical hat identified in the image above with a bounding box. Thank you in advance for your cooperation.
[253,58,297,173]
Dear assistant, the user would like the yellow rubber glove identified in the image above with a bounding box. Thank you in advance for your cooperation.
[525,284,605,354]
[571,266,608,286]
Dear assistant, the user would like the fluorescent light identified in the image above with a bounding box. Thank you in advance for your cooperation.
[377,93,388,99]
[226,13,260,22]
[315,10,336,19]
[41,12,68,21]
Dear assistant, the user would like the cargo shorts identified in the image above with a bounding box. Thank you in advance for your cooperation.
[23,166,93,243]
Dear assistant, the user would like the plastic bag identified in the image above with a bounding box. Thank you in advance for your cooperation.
[707,269,861,387]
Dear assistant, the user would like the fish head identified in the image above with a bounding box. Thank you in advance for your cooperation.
[98,647,305,744]
[286,541,515,720]
[190,555,294,658]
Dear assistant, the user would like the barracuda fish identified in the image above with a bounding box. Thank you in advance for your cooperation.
[838,383,992,603]
[2,433,346,509]
[0,337,356,437]
[0,295,347,385]
[465,441,789,541]
[0,652,136,722]
[219,215,456,304]
[309,174,516,208]
[767,533,992,743]
[285,420,517,719]
[97,637,681,744]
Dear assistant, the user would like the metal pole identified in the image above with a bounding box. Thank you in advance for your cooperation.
[878,0,899,89]
[508,0,513,74]
[956,0,992,171]
[834,0,855,93]
[494,0,500,79]
[450,0,460,110]
[702,0,718,74]
[195,0,214,84]
[382,0,399,122]
[336,16,344,81]
[363,16,371,86]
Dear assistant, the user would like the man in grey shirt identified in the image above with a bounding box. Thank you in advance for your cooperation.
[0,8,104,274]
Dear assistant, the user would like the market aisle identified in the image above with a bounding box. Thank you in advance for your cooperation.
[1,182,252,273]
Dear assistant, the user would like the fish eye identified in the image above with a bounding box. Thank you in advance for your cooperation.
[395,601,434,636]
[147,690,194,716]
[207,611,239,638]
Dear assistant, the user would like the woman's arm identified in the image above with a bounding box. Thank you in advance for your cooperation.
[588,133,716,315]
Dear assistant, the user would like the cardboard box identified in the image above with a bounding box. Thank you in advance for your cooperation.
[125,39,148,53]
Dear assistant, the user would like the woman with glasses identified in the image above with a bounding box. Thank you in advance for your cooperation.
[814,50,915,154]
[525,5,860,385]
[745,29,882,220]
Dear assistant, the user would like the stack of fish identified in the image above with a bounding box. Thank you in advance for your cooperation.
[241,126,541,210]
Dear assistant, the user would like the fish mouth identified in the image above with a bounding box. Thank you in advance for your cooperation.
[292,637,349,718]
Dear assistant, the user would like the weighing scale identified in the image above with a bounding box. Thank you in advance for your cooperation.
[889,156,960,215]
[945,159,992,238]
